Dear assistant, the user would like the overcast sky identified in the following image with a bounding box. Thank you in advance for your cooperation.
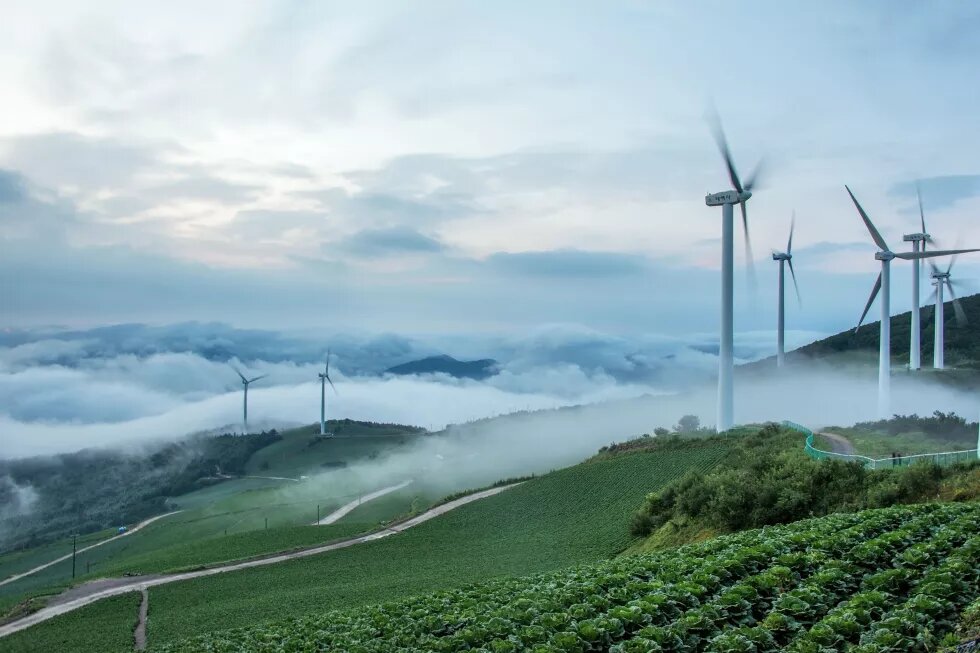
[2,1,980,337]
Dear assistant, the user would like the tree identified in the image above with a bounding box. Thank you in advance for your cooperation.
[676,415,701,433]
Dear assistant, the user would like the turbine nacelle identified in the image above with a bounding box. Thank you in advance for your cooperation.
[902,233,929,243]
[705,189,751,206]
[772,252,791,261]
[874,250,896,261]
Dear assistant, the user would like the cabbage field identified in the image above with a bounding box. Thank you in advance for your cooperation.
[159,501,979,652]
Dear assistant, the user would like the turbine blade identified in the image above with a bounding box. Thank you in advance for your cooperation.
[917,182,926,235]
[845,185,889,251]
[326,374,338,393]
[230,365,246,383]
[856,272,882,332]
[247,374,268,384]
[325,348,331,375]
[926,287,937,305]
[895,248,980,261]
[928,261,940,276]
[787,258,801,306]
[787,211,795,255]
[708,111,743,193]
[743,159,764,192]
[740,201,757,291]
[948,282,967,326]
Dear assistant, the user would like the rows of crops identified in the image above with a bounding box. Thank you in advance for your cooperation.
[0,591,141,653]
[159,502,980,653]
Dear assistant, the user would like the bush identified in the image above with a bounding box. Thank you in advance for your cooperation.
[630,425,980,539]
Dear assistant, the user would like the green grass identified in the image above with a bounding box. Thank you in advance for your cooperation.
[90,522,374,576]
[0,529,114,584]
[138,444,730,647]
[821,427,977,459]
[0,591,140,653]
[245,421,425,478]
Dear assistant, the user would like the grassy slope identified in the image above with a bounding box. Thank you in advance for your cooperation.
[0,530,114,597]
[820,426,977,458]
[0,423,424,615]
[744,291,980,383]
[139,443,731,647]
[245,420,425,477]
[0,592,140,653]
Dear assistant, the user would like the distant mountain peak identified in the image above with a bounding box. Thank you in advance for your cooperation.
[385,355,499,380]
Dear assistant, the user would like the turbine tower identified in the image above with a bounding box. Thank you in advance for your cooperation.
[705,118,761,432]
[772,215,801,368]
[846,186,976,418]
[928,256,969,370]
[318,351,337,436]
[233,366,268,433]
[902,184,932,371]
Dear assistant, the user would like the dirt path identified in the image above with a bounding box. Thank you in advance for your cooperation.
[133,588,148,651]
[314,480,413,525]
[0,484,520,639]
[816,432,857,455]
[0,511,184,589]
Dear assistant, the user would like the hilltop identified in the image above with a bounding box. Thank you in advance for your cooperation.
[746,292,980,375]
[385,354,499,380]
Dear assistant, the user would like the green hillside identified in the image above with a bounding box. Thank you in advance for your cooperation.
[3,437,732,651]
[158,502,980,653]
[0,421,429,620]
[794,291,980,369]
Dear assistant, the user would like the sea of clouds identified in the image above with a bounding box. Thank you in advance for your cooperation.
[0,321,827,458]
[2,321,974,460]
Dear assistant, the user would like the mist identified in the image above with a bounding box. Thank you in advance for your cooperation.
[263,361,979,514]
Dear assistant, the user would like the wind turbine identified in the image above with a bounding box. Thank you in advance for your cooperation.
[902,184,933,371]
[772,214,801,367]
[232,366,268,433]
[928,256,969,370]
[846,186,977,417]
[705,118,762,432]
[318,351,337,436]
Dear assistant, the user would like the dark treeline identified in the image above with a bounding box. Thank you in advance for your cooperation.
[850,411,978,445]
[0,431,281,552]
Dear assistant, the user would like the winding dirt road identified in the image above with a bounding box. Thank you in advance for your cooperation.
[0,511,184,589]
[0,483,520,639]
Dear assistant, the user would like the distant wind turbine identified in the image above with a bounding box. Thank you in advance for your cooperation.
[705,115,762,431]
[928,255,969,370]
[846,185,977,417]
[318,350,337,436]
[772,214,801,368]
[902,184,934,371]
[232,366,268,433]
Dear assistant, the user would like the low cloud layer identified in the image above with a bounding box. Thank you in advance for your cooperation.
[0,322,833,458]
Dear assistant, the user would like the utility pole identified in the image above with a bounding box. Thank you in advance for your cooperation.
[71,534,77,579]
[317,505,320,524]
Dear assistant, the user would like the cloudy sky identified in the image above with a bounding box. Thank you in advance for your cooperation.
[2,1,980,334]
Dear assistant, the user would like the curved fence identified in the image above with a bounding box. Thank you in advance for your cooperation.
[783,421,979,470]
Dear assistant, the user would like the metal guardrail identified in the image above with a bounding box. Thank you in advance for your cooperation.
[783,421,979,470]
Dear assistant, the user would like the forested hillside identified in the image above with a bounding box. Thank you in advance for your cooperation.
[795,292,980,368]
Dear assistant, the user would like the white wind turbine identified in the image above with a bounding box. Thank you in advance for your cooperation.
[902,184,933,371]
[705,118,762,432]
[772,215,801,367]
[232,366,268,433]
[928,255,970,370]
[846,186,977,417]
[318,350,337,436]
